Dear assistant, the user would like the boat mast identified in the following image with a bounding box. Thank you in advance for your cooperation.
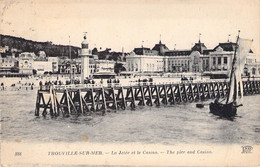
[69,35,72,83]
[226,30,240,104]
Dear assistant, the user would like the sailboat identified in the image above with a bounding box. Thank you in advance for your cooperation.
[209,31,253,119]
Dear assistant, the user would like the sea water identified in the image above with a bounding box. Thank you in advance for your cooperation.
[1,89,260,144]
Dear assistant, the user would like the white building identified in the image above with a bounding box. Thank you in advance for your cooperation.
[126,41,208,74]
[32,60,53,74]
[48,57,59,73]
[95,60,115,73]
[38,51,47,58]
[18,52,36,74]
[0,56,18,73]
[126,49,164,73]
[202,42,259,77]
[244,55,260,77]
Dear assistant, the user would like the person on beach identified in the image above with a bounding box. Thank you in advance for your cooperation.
[1,82,4,91]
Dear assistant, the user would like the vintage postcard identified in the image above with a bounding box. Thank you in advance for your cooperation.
[0,0,260,166]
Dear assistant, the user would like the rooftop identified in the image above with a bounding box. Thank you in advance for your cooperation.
[213,42,237,52]
[191,41,207,53]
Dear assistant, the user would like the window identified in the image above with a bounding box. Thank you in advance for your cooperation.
[224,57,227,64]
[194,58,198,64]
[252,68,256,75]
[213,57,216,65]
[244,67,248,75]
[218,57,221,65]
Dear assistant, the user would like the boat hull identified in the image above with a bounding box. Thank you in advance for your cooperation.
[209,102,237,118]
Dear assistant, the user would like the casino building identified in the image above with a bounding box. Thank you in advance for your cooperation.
[125,38,260,77]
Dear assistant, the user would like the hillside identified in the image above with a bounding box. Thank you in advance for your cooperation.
[0,34,80,58]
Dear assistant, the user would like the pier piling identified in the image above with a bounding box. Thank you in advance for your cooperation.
[35,80,260,117]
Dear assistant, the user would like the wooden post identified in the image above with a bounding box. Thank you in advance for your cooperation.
[250,81,253,94]
[101,87,107,110]
[220,82,225,97]
[79,89,83,113]
[216,82,221,98]
[130,87,136,109]
[53,89,58,116]
[253,81,257,94]
[205,83,211,99]
[120,87,126,109]
[245,81,249,95]
[211,83,215,99]
[42,98,51,116]
[140,86,145,106]
[170,85,175,104]
[68,93,78,113]
[163,85,168,104]
[49,87,55,116]
[195,83,200,101]
[256,81,260,93]
[189,84,195,101]
[91,88,96,112]
[182,84,188,102]
[35,90,40,116]
[65,88,71,114]
[95,91,101,111]
[154,85,160,106]
[81,96,90,112]
[177,84,182,102]
[54,93,61,116]
[147,86,153,106]
[111,88,118,110]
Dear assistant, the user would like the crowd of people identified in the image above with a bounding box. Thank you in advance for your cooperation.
[181,76,194,83]
[1,81,35,91]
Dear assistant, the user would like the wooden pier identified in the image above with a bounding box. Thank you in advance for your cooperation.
[35,80,260,117]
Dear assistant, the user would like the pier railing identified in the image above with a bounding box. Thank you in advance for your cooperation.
[40,79,232,91]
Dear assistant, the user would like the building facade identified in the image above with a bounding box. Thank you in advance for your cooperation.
[33,60,53,74]
[126,48,164,73]
[0,56,18,73]
[18,52,36,74]
[244,55,260,77]
[48,57,59,73]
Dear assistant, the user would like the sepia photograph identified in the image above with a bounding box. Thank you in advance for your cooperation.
[0,0,260,166]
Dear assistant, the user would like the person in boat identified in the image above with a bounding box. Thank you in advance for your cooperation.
[214,97,220,105]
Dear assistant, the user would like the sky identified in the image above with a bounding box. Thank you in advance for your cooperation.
[0,0,259,55]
